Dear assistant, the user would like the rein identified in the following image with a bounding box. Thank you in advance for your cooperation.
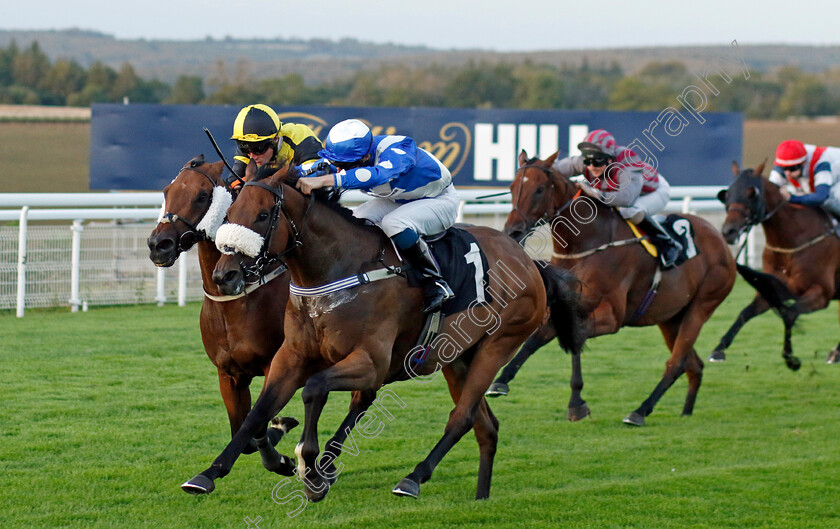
[237,180,311,280]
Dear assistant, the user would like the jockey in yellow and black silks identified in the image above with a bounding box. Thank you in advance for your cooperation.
[227,104,322,188]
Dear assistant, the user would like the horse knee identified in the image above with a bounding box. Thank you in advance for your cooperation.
[301,377,328,406]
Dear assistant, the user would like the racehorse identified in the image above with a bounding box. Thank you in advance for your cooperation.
[715,161,840,366]
[147,155,297,474]
[180,165,586,500]
[494,150,736,426]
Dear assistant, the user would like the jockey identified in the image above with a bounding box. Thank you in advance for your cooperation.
[226,104,323,188]
[297,118,459,314]
[552,129,683,267]
[769,139,840,218]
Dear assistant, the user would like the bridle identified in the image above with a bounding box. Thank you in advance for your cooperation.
[231,180,311,281]
[723,171,783,241]
[159,162,223,252]
[511,162,581,228]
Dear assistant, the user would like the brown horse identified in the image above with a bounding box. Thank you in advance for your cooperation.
[147,155,297,473]
[495,150,736,426]
[715,161,840,366]
[180,166,586,500]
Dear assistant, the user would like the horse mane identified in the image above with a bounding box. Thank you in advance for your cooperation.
[259,165,374,229]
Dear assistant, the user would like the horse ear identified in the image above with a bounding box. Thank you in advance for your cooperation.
[189,154,205,168]
[518,150,528,167]
[731,161,740,176]
[755,158,767,177]
[546,151,559,166]
[245,159,257,181]
[717,189,728,204]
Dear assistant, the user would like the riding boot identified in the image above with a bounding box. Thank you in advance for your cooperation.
[399,238,454,314]
[637,215,683,268]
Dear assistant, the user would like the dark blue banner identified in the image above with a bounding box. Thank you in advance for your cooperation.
[90,104,742,190]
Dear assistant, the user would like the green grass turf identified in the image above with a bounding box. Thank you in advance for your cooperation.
[0,279,838,528]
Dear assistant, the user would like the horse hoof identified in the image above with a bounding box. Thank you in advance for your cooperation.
[567,403,591,422]
[181,475,215,495]
[264,454,296,476]
[708,350,726,362]
[485,382,509,398]
[622,412,645,426]
[393,478,420,498]
[304,482,330,503]
[827,348,840,364]
[270,416,300,433]
[785,357,802,371]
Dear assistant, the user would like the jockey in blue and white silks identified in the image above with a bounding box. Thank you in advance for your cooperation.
[296,118,459,314]
[769,139,840,217]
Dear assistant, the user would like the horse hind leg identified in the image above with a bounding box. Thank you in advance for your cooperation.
[486,321,556,398]
[395,350,506,500]
[623,319,687,426]
[316,389,379,483]
[781,314,802,371]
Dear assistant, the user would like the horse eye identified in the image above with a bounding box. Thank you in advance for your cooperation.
[535,186,545,195]
[257,211,269,222]
[195,191,209,204]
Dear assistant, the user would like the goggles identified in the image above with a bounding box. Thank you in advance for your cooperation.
[782,163,803,173]
[237,139,273,155]
[583,155,610,167]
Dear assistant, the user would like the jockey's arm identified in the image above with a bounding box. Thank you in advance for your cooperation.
[596,167,643,207]
[334,142,416,190]
[552,155,585,178]
[788,184,831,206]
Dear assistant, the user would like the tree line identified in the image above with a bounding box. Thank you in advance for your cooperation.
[2,40,839,119]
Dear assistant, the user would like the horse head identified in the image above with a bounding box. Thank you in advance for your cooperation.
[212,165,302,295]
[147,155,228,267]
[504,150,568,242]
[719,160,767,244]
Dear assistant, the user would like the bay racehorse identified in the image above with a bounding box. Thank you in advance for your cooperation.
[715,161,840,366]
[495,150,736,426]
[147,155,297,473]
[181,165,586,500]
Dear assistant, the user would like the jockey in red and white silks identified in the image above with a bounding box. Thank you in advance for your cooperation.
[769,139,840,217]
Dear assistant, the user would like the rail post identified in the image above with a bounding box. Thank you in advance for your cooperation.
[16,207,28,318]
[178,254,187,307]
[70,220,83,312]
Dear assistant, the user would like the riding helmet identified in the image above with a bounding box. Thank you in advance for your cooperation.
[318,119,374,163]
[231,104,281,142]
[775,140,807,167]
[578,129,618,157]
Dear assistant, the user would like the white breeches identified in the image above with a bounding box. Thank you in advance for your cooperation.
[618,176,671,223]
[352,184,460,237]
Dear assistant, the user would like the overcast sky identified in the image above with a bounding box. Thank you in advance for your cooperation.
[2,0,836,51]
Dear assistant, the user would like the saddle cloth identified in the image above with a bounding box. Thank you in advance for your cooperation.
[406,227,492,316]
[637,214,700,268]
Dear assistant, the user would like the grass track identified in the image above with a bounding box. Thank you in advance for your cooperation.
[1,279,839,528]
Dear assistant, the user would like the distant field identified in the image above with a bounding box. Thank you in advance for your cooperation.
[2,117,839,193]
[1,279,839,528]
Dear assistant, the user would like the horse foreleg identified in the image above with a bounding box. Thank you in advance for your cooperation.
[486,321,556,397]
[681,348,703,416]
[297,352,382,503]
[709,295,770,362]
[182,355,306,495]
[217,369,257,453]
[317,389,378,483]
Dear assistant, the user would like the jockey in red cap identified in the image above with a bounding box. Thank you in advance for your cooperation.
[552,128,683,267]
[769,139,840,217]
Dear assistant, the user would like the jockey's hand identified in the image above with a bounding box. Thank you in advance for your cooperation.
[576,181,600,199]
[779,187,792,201]
[296,174,335,195]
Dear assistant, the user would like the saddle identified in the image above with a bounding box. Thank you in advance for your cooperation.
[634,214,698,269]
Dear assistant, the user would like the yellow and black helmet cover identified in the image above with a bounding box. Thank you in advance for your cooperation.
[231,104,281,142]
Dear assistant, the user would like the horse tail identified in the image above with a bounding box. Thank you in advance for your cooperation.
[736,264,800,322]
[534,261,587,355]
